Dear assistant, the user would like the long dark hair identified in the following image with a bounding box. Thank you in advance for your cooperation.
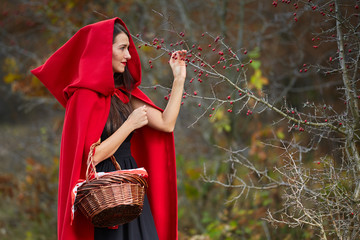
[105,22,134,135]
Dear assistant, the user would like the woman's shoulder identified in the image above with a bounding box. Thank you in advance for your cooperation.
[66,88,109,110]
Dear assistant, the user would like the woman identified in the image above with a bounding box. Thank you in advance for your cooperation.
[31,17,186,240]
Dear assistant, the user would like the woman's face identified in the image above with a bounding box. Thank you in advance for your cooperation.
[112,32,131,73]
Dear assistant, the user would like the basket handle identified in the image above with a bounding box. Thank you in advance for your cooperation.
[86,142,122,182]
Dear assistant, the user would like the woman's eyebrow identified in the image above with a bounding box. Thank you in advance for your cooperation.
[118,43,129,47]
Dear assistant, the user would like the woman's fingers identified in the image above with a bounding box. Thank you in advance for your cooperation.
[169,50,187,80]
[127,105,148,130]
[171,50,187,62]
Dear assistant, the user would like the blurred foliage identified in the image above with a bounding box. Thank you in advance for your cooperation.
[0,158,58,240]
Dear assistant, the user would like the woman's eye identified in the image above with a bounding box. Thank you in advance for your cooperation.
[120,46,129,50]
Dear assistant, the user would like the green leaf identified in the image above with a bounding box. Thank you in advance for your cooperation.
[276,130,285,139]
[249,47,260,59]
[251,60,261,70]
[250,69,269,90]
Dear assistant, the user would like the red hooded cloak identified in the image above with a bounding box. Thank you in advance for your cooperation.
[31,17,178,240]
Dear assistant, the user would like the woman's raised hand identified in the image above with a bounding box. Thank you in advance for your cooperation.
[126,105,148,130]
[169,50,187,81]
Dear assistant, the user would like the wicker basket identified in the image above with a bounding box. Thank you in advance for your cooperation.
[74,142,148,227]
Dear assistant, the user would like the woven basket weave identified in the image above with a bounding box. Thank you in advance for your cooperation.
[74,142,148,227]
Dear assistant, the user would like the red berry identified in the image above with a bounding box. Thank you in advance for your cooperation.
[249,60,253,63]
[218,51,224,55]
[194,91,197,95]
[237,68,240,72]
[244,50,247,54]
[227,96,231,100]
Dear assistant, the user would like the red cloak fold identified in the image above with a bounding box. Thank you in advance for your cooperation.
[31,17,178,240]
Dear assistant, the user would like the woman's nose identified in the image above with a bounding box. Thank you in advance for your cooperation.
[125,49,131,59]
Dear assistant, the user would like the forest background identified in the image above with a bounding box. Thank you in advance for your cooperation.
[0,0,359,239]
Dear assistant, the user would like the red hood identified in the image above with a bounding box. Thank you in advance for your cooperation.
[31,17,141,107]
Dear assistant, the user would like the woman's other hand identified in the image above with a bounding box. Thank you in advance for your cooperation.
[169,50,187,81]
[126,105,148,131]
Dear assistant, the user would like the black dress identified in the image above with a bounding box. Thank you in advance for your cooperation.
[94,130,159,240]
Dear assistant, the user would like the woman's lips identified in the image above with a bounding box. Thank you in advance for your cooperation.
[121,62,127,66]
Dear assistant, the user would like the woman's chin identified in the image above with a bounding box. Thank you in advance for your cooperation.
[113,68,125,73]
